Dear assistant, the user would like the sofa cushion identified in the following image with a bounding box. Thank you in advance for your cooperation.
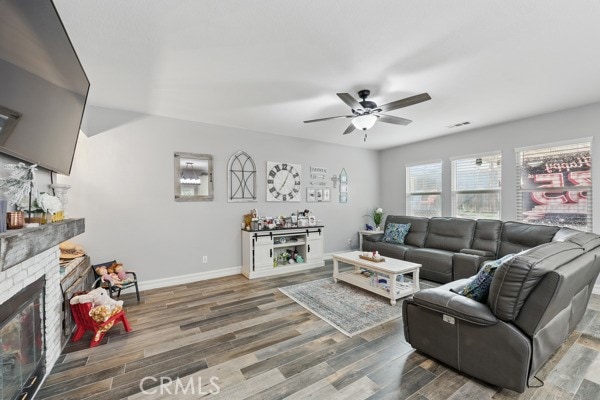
[488,242,583,321]
[385,216,429,247]
[565,232,600,252]
[382,223,411,244]
[552,227,582,242]
[405,248,454,283]
[425,217,476,252]
[497,221,560,257]
[471,219,503,254]
[362,240,415,260]
[459,254,516,302]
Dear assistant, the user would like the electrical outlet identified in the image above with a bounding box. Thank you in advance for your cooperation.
[347,238,352,246]
[202,256,208,263]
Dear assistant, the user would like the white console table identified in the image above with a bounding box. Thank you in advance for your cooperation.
[241,226,324,279]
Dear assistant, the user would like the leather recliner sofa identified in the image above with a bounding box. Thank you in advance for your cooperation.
[402,230,600,392]
[362,216,565,283]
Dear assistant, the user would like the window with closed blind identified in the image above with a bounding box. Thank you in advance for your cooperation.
[452,152,502,219]
[406,161,442,217]
[516,140,592,231]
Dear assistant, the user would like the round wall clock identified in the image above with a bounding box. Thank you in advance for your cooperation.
[266,161,301,202]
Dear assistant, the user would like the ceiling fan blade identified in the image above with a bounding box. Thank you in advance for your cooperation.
[376,93,431,113]
[377,114,412,126]
[304,115,353,123]
[337,93,364,111]
[342,123,356,135]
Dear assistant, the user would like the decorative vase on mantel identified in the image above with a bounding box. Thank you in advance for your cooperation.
[50,183,71,218]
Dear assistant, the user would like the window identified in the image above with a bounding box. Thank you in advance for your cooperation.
[406,161,442,217]
[516,140,592,231]
[451,152,502,219]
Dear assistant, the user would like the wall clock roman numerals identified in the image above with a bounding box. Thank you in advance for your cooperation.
[266,161,301,202]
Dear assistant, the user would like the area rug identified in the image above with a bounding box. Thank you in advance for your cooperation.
[279,277,410,337]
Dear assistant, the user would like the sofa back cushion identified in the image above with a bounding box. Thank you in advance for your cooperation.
[472,219,503,254]
[565,232,600,252]
[497,221,560,257]
[425,217,476,252]
[487,242,583,321]
[385,216,429,247]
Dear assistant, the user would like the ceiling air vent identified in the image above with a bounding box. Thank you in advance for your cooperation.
[448,121,471,128]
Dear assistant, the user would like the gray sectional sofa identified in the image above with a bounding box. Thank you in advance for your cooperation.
[403,229,600,392]
[362,215,566,283]
[365,216,600,392]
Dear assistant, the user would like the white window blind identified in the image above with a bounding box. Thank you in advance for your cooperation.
[451,153,502,219]
[406,161,442,217]
[516,141,592,231]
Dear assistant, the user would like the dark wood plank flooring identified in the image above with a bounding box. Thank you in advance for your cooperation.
[37,262,600,399]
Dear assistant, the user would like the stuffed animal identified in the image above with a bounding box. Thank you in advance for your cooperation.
[70,287,124,322]
[113,264,133,284]
[95,265,123,287]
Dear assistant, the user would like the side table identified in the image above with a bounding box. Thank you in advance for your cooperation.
[358,229,382,250]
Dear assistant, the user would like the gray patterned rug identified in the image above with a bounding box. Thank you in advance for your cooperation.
[279,277,414,336]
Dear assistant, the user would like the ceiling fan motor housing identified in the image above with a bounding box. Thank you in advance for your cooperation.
[357,90,377,110]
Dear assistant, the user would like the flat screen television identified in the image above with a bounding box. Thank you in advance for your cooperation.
[0,0,89,175]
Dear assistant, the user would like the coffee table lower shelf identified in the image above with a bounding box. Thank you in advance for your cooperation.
[335,271,415,304]
[332,251,421,305]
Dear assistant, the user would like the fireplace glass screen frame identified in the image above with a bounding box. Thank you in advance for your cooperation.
[1,275,46,400]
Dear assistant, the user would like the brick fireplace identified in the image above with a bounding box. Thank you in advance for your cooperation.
[0,219,84,399]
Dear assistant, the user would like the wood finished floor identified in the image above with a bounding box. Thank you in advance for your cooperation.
[37,262,600,400]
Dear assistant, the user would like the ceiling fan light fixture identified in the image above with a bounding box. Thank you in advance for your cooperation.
[352,114,377,131]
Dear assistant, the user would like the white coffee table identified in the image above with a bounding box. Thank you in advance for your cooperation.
[332,251,421,305]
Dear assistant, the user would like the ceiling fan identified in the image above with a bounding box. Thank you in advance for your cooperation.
[304,90,431,136]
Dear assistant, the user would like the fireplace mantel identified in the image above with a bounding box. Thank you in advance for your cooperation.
[0,218,85,271]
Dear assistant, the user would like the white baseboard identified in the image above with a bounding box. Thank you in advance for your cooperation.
[594,284,600,296]
[122,255,338,295]
[135,266,242,292]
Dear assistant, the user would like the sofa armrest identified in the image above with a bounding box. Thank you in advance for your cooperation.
[363,233,384,242]
[459,249,495,257]
[453,252,495,280]
[411,282,498,326]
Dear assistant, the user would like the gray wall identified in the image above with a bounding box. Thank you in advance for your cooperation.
[61,106,379,281]
[380,101,600,231]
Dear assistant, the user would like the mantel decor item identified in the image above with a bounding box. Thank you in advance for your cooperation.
[0,162,39,221]
[7,211,24,229]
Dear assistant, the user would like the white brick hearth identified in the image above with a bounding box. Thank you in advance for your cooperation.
[0,218,85,387]
[0,247,63,368]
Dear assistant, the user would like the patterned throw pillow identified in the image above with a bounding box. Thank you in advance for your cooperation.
[382,223,411,244]
[459,253,516,302]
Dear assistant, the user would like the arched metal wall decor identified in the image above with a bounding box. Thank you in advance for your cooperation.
[227,150,257,202]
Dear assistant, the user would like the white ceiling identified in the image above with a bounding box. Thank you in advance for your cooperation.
[53,0,600,150]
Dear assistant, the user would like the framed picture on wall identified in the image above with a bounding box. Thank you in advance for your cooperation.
[316,189,323,202]
[306,188,316,202]
[323,188,330,202]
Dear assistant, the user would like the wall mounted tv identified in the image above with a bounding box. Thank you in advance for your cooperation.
[0,0,89,176]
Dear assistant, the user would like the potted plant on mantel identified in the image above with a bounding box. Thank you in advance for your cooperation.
[0,162,38,229]
[0,162,63,228]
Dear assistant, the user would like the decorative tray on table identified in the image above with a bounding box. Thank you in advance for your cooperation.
[359,254,385,262]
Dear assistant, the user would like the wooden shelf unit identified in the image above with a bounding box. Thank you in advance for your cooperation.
[242,226,324,279]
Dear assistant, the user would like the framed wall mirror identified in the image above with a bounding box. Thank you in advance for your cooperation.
[174,152,214,201]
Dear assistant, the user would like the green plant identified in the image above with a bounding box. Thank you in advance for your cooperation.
[365,207,384,226]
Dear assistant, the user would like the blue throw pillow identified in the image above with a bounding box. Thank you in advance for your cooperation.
[459,253,516,302]
[382,223,411,244]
